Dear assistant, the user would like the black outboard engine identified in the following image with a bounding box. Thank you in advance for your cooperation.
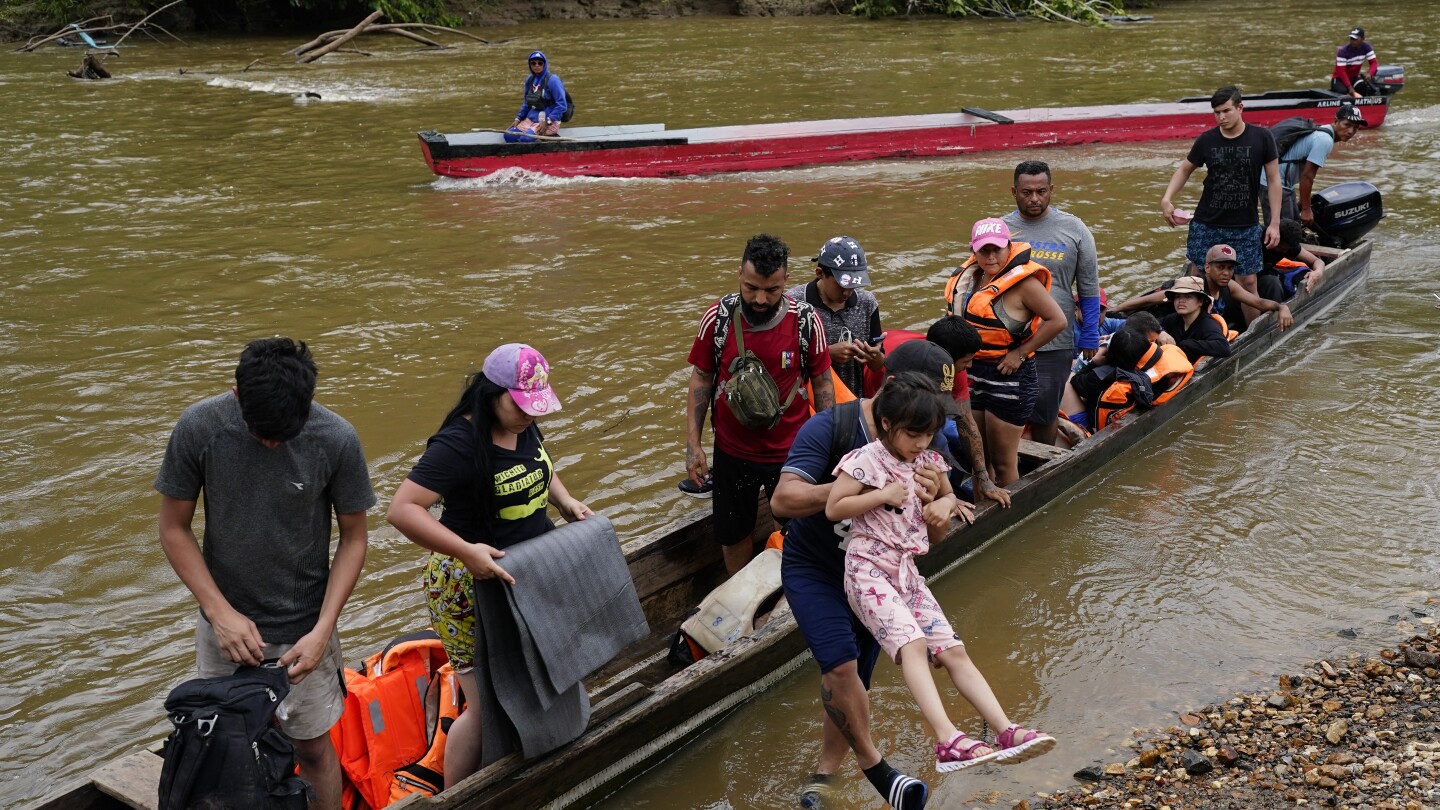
[1373,64,1405,96]
[1309,182,1383,248]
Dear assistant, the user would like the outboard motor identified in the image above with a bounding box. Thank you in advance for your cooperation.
[1309,182,1383,248]
[1374,64,1405,96]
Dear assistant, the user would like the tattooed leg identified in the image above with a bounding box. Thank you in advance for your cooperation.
[820,661,878,769]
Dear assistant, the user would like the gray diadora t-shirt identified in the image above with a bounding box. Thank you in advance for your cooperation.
[1004,207,1100,353]
[155,392,377,643]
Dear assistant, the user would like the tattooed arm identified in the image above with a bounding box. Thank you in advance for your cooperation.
[685,366,715,486]
[955,399,1011,508]
[810,370,836,413]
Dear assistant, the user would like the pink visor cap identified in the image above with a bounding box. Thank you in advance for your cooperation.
[970,218,1012,251]
[483,343,562,416]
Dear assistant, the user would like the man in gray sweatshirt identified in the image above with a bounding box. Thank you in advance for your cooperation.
[1002,160,1102,445]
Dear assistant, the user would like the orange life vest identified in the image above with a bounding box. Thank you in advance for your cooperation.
[806,366,858,414]
[1094,343,1194,429]
[944,243,1052,361]
[329,631,464,809]
[1210,312,1239,342]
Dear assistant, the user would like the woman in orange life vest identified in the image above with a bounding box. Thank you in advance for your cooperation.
[386,344,592,788]
[944,218,1065,486]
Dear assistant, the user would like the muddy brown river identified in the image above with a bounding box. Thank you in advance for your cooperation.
[2,0,1438,806]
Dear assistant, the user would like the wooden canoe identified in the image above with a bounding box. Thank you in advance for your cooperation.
[27,240,1372,810]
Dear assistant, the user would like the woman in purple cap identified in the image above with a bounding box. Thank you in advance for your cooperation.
[387,342,591,786]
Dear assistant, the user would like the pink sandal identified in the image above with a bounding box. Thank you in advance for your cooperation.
[935,732,1002,773]
[992,723,1056,765]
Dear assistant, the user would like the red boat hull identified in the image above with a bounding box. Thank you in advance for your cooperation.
[419,92,1390,180]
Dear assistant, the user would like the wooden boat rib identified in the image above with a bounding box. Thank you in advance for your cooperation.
[418,90,1392,180]
[28,239,1372,810]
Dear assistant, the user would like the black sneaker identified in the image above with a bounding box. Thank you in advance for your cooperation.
[678,474,714,498]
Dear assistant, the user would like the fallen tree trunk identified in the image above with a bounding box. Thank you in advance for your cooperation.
[297,10,383,63]
[285,22,484,57]
[378,28,446,48]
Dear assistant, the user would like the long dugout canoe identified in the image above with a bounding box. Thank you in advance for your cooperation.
[26,240,1371,810]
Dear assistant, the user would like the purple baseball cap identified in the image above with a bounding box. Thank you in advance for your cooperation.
[483,343,562,416]
[970,218,1011,251]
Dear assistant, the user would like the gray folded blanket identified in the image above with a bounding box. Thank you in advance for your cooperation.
[472,513,649,765]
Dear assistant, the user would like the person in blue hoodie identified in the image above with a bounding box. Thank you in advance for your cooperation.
[506,51,568,143]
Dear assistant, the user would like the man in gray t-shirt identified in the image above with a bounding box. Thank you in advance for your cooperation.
[1003,160,1101,446]
[156,337,375,809]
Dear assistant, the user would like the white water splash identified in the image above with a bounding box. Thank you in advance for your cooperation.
[430,168,665,190]
[203,75,409,104]
[1384,103,1440,126]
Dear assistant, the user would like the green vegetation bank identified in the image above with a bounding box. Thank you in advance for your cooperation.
[3,0,1132,42]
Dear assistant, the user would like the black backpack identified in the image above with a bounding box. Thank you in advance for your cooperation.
[158,664,311,810]
[562,89,575,123]
[1268,117,1333,163]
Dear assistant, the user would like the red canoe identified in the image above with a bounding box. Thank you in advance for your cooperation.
[418,89,1392,180]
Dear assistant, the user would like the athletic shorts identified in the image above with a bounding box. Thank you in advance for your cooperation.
[711,447,783,547]
[195,612,345,741]
[423,552,478,671]
[1187,221,1263,276]
[782,550,881,684]
[967,358,1039,427]
[1027,349,1074,427]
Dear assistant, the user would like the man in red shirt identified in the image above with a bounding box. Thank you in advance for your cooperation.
[686,234,835,576]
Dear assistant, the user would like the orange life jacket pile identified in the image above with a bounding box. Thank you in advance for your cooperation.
[328,630,464,809]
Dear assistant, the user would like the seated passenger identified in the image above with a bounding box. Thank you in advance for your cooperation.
[1062,324,1194,430]
[1160,277,1232,363]
[1061,328,1151,430]
[506,51,568,143]
[1086,311,1173,368]
[1258,219,1327,303]
[1110,245,1293,334]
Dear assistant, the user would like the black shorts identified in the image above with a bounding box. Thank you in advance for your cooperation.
[968,358,1039,427]
[1027,348,1074,427]
[711,447,783,547]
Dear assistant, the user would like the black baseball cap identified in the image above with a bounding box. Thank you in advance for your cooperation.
[1349,27,1364,38]
[1336,103,1369,127]
[884,340,955,395]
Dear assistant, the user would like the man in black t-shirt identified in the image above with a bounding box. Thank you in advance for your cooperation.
[1160,85,1281,327]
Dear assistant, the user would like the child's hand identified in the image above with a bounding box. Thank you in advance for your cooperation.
[878,480,908,508]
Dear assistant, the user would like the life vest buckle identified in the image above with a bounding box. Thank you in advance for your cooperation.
[196,715,216,737]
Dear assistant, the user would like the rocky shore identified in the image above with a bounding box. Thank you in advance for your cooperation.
[1033,611,1440,810]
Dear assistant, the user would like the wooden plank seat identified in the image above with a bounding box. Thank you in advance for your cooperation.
[90,750,162,810]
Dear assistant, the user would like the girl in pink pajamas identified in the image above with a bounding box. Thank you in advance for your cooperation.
[826,372,1056,773]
